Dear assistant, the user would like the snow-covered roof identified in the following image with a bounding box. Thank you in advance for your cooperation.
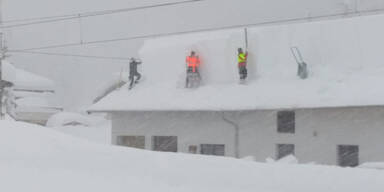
[2,60,55,91]
[14,97,62,113]
[15,97,52,108]
[90,14,384,112]
[46,112,106,128]
[2,60,16,83]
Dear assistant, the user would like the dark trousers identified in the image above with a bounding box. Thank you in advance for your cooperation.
[186,67,201,88]
[187,67,201,79]
[129,72,141,87]
[239,66,247,80]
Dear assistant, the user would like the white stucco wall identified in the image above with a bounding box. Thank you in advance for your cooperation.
[111,106,384,165]
[238,107,384,164]
[112,111,237,156]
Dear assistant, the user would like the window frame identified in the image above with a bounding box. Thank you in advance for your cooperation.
[200,144,225,156]
[116,135,146,149]
[152,136,178,152]
[276,144,295,160]
[277,111,296,134]
[338,145,359,167]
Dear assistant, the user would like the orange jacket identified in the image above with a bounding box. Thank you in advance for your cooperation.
[186,56,201,72]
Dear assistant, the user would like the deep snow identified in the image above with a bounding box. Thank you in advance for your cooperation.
[91,14,384,112]
[0,120,383,192]
[46,112,111,144]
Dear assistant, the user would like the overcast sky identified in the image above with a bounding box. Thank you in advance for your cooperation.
[2,0,384,110]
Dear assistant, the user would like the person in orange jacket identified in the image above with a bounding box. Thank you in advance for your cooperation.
[186,51,201,88]
[186,51,200,73]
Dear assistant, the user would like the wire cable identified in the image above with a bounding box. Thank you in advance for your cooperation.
[9,5,384,52]
[2,13,78,24]
[1,0,206,28]
[9,7,384,52]
[9,50,131,60]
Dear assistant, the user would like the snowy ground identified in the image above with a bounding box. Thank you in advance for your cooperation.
[0,120,383,192]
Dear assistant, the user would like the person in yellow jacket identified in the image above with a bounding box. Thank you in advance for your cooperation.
[238,48,248,81]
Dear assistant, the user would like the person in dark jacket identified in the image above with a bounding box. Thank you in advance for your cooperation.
[129,57,142,89]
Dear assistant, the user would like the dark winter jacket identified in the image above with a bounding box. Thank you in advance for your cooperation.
[129,60,142,75]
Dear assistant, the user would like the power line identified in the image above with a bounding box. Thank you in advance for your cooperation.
[10,7,384,52]
[2,14,77,24]
[1,0,206,29]
[9,50,131,60]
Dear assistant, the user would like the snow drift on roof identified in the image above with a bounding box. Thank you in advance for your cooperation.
[2,60,16,83]
[90,14,384,112]
[46,112,106,127]
[15,68,55,91]
[2,60,55,91]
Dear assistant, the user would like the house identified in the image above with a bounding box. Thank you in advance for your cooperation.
[2,60,62,125]
[89,14,384,167]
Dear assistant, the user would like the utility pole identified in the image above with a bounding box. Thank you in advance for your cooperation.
[0,0,7,119]
[0,33,6,120]
[0,0,4,119]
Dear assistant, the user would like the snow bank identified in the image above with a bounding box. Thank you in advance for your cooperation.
[46,112,111,144]
[359,162,384,170]
[51,123,111,144]
[46,112,105,127]
[266,155,300,164]
[0,120,383,192]
[90,14,384,112]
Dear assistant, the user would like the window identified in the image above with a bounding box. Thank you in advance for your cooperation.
[277,111,295,133]
[152,136,178,152]
[116,136,145,149]
[276,144,295,159]
[338,145,359,167]
[200,144,225,156]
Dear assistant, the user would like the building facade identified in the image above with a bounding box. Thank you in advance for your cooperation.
[110,106,384,167]
[88,12,384,167]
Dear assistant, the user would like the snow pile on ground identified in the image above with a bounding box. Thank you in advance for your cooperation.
[266,155,300,164]
[0,120,383,192]
[241,156,256,161]
[46,112,111,144]
[46,112,105,127]
[90,14,384,112]
[359,162,384,170]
